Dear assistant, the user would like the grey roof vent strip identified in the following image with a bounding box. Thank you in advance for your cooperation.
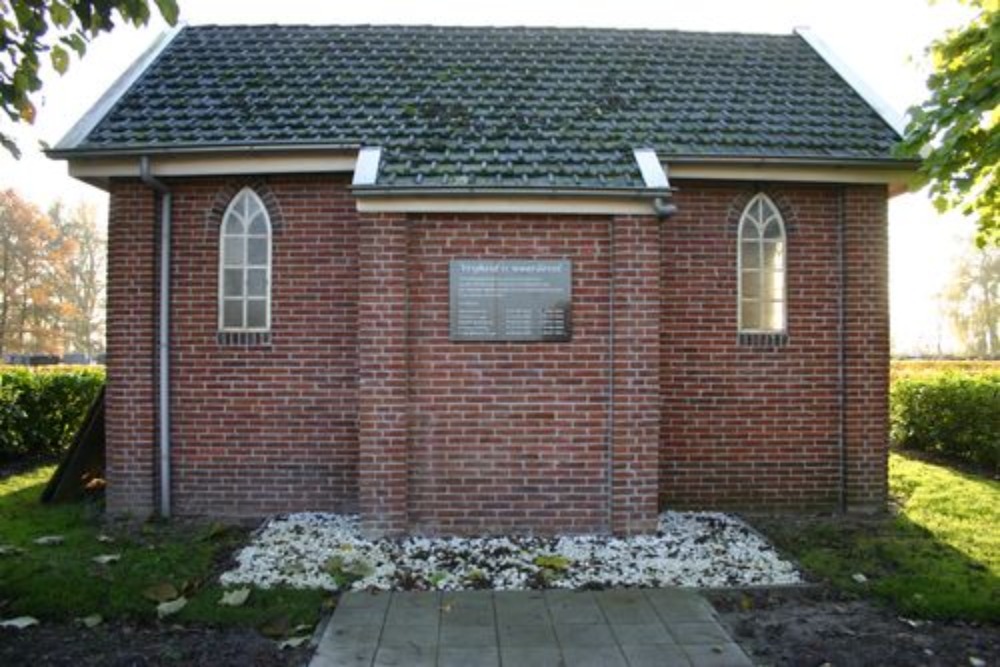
[54,23,186,151]
[352,146,383,186]
[633,148,670,189]
[794,27,907,137]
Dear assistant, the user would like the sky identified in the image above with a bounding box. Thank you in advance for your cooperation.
[0,0,980,354]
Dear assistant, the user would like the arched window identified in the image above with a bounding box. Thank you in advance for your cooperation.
[219,188,271,332]
[738,193,786,333]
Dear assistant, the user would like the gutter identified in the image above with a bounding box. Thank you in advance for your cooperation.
[351,185,671,198]
[140,156,173,519]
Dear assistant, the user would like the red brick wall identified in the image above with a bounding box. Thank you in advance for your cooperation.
[406,216,615,534]
[357,213,410,535]
[164,176,358,518]
[610,216,662,534]
[105,181,158,517]
[660,182,888,511]
[104,176,888,524]
[843,186,890,510]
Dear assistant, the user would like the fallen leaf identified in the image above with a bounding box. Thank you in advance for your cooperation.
[143,582,179,603]
[259,615,290,638]
[156,597,187,619]
[33,535,64,546]
[79,614,103,628]
[0,616,38,630]
[219,588,251,607]
[851,573,868,584]
[92,554,121,566]
[278,635,310,649]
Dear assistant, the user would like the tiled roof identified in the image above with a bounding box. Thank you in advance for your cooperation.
[67,24,906,189]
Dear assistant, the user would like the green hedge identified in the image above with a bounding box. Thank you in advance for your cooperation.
[890,371,1000,470]
[0,366,105,462]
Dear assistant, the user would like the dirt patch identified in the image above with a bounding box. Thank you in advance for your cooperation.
[0,621,311,666]
[709,587,1000,667]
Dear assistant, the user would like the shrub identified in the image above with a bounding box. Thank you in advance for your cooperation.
[890,370,1000,470]
[891,359,1000,382]
[0,365,105,462]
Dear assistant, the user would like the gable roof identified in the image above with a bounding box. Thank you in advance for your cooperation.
[53,24,909,190]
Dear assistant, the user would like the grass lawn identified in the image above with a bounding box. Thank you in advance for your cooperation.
[0,466,327,631]
[760,452,999,621]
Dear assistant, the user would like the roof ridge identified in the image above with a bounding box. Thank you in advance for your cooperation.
[181,23,797,38]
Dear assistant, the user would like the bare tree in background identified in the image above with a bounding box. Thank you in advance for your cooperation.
[48,201,106,356]
[940,247,999,358]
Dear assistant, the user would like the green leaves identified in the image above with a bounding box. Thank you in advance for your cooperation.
[50,45,69,74]
[154,0,180,26]
[901,0,999,248]
[48,2,73,28]
[0,0,182,158]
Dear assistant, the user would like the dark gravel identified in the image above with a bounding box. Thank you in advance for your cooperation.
[0,621,311,667]
[710,587,1000,667]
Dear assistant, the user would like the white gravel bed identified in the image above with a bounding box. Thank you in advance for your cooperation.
[219,511,801,592]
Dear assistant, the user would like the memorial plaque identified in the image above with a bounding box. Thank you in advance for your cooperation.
[450,260,572,341]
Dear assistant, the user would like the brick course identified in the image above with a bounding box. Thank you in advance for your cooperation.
[104,177,889,527]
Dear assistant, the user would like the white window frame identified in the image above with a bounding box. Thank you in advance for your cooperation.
[218,187,272,333]
[737,193,787,334]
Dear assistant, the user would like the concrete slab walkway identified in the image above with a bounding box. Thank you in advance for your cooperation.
[310,589,753,667]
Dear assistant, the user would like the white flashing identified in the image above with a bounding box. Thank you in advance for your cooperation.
[633,148,670,189]
[53,23,185,151]
[795,26,907,137]
[352,146,382,186]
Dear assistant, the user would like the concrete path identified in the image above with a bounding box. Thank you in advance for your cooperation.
[310,588,753,667]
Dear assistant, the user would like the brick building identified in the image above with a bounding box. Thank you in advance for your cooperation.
[51,25,915,535]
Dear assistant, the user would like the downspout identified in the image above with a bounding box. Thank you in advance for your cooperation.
[140,156,172,518]
[607,218,616,533]
[836,187,848,513]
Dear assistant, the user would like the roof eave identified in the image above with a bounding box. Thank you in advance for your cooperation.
[47,141,362,160]
[663,153,920,169]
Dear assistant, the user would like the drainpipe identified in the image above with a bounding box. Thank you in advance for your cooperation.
[836,187,847,513]
[140,156,172,518]
[607,218,616,533]
[652,197,677,220]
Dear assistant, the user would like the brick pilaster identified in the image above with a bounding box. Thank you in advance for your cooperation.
[105,181,157,518]
[357,213,409,535]
[611,215,662,534]
[843,185,889,511]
